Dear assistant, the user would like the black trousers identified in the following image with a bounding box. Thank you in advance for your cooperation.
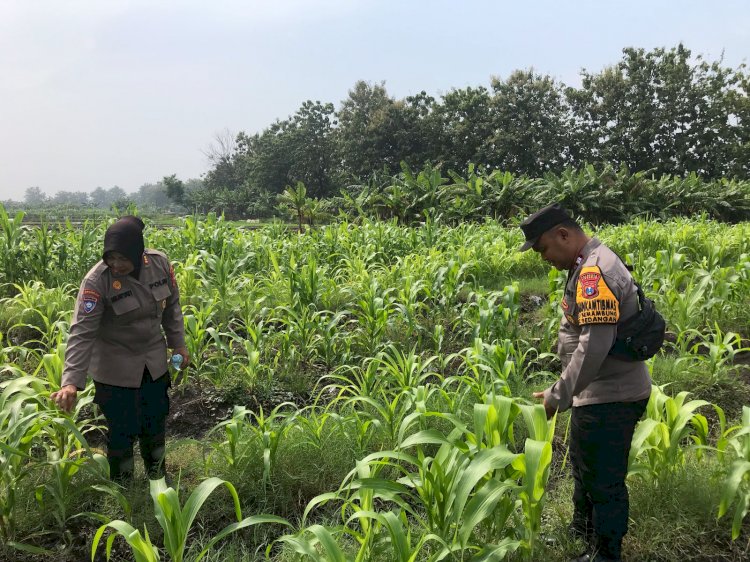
[569,398,648,559]
[94,368,171,479]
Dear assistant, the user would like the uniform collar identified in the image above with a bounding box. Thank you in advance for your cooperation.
[570,238,601,271]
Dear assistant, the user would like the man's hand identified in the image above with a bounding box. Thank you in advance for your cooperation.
[532,391,556,420]
[51,384,78,413]
[171,346,191,369]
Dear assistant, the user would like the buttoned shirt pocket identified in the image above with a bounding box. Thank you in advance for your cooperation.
[111,294,140,322]
[151,284,172,317]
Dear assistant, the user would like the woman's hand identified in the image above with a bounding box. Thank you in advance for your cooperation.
[51,384,78,412]
[171,346,191,369]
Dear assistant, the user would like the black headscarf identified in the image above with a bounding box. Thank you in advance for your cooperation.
[102,216,145,278]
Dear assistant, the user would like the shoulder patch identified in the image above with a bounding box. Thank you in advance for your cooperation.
[80,288,100,314]
[576,266,619,324]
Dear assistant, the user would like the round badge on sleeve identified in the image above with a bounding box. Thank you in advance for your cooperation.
[162,299,167,309]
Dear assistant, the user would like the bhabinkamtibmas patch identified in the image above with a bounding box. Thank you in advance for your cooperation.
[576,266,619,324]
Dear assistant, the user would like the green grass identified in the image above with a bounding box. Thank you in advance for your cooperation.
[651,353,750,420]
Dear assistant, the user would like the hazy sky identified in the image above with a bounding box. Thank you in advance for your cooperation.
[1,0,748,201]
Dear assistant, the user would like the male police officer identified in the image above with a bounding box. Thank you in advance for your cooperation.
[519,204,651,562]
[51,216,190,481]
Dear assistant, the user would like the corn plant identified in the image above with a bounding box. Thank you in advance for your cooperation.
[195,246,248,328]
[244,403,298,485]
[92,477,289,562]
[0,386,44,548]
[352,277,395,357]
[431,259,471,312]
[451,338,519,401]
[305,428,522,560]
[717,406,750,540]
[333,410,382,458]
[181,301,217,386]
[512,438,553,556]
[227,331,265,390]
[34,434,112,543]
[628,386,719,480]
[205,406,255,472]
[469,395,521,451]
[393,275,429,341]
[683,323,750,384]
[314,310,352,368]
[322,360,383,401]
[0,206,26,290]
[273,302,324,367]
[287,407,340,454]
[370,344,439,393]
[0,281,74,348]
[342,388,417,448]
[272,524,352,561]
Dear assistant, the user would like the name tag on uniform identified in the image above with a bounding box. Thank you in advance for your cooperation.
[111,290,133,303]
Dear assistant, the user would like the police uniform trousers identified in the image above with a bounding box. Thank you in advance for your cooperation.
[93,367,170,479]
[569,398,648,559]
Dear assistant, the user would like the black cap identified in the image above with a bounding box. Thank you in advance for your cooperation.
[518,203,572,251]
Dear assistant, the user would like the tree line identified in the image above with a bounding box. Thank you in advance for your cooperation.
[12,44,749,221]
[16,180,204,215]
[189,44,750,218]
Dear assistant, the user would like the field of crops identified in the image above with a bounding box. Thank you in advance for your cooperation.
[1,206,749,561]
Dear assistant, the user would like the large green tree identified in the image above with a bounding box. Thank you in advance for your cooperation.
[490,70,570,175]
[567,44,749,177]
[195,44,750,219]
[335,81,398,179]
[432,86,494,173]
[239,100,337,198]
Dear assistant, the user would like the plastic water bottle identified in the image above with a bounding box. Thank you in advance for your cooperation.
[170,353,183,371]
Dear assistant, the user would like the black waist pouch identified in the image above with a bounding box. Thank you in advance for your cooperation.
[609,285,666,361]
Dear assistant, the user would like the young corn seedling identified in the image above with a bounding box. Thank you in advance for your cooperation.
[628,385,719,480]
[685,323,750,384]
[512,438,554,558]
[92,477,289,562]
[717,406,750,540]
[205,406,254,472]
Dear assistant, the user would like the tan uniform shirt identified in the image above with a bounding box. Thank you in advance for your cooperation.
[543,238,652,412]
[62,249,185,390]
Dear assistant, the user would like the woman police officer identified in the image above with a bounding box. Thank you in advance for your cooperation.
[51,216,190,480]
